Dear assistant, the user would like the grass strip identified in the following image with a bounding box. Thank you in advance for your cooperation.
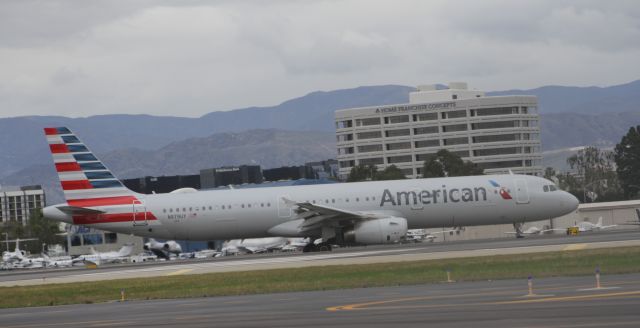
[1,246,639,308]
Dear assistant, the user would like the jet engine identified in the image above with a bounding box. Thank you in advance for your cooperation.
[162,240,182,254]
[144,238,182,258]
[343,217,408,245]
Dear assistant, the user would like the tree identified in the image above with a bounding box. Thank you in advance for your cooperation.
[374,165,407,181]
[614,126,640,199]
[347,164,378,182]
[25,209,64,254]
[422,149,483,178]
[0,210,64,254]
[567,146,623,202]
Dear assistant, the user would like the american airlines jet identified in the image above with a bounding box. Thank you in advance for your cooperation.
[42,127,579,251]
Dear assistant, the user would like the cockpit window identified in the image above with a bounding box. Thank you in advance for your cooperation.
[543,185,549,192]
[549,185,557,191]
[543,184,558,192]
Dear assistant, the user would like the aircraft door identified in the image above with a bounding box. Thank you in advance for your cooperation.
[277,195,293,218]
[132,199,148,226]
[515,179,530,204]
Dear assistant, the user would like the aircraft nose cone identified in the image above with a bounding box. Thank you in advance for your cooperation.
[43,205,73,224]
[561,192,580,214]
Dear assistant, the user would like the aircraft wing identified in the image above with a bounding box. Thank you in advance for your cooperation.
[283,198,385,231]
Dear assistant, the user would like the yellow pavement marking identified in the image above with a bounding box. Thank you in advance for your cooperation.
[492,290,640,305]
[564,244,588,251]
[165,269,194,276]
[327,289,518,311]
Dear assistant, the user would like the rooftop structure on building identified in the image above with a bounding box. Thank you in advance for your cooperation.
[335,82,543,179]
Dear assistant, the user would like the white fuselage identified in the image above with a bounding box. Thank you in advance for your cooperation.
[45,174,579,241]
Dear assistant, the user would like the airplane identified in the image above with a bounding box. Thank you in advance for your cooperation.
[572,217,617,232]
[1,238,38,264]
[621,209,640,226]
[144,238,182,259]
[74,244,134,266]
[42,127,580,252]
[222,237,289,254]
[42,254,74,268]
[504,225,564,238]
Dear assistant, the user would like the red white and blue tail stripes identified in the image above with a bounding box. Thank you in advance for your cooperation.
[45,127,156,225]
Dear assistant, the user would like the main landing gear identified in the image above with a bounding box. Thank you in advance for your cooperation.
[302,242,333,252]
[513,222,524,238]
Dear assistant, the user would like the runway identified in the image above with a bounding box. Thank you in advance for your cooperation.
[2,273,640,327]
[1,230,639,287]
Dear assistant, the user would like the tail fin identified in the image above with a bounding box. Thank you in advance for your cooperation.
[596,216,603,227]
[118,244,134,257]
[44,127,138,206]
[636,209,640,222]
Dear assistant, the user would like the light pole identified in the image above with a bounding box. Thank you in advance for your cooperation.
[2,232,8,252]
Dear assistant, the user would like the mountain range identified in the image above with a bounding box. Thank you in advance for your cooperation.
[1,80,639,203]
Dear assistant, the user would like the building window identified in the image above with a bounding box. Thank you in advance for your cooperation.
[386,142,411,151]
[414,140,440,148]
[415,153,435,162]
[384,115,410,124]
[356,131,382,140]
[441,110,467,119]
[357,144,383,153]
[414,126,438,135]
[337,134,354,142]
[104,233,118,244]
[359,157,384,166]
[475,107,518,116]
[356,118,381,126]
[385,129,410,138]
[336,120,353,129]
[443,137,468,145]
[473,147,521,157]
[451,150,469,158]
[476,160,523,169]
[338,147,355,155]
[83,234,103,245]
[339,160,355,168]
[442,124,468,133]
[387,155,412,164]
[472,134,520,143]
[413,113,437,121]
[471,121,519,130]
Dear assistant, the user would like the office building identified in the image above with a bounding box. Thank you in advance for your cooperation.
[335,82,543,179]
[0,185,46,224]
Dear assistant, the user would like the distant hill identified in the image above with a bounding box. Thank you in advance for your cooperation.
[488,79,640,114]
[0,85,412,176]
[1,80,640,186]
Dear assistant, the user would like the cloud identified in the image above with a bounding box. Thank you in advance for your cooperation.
[0,0,639,118]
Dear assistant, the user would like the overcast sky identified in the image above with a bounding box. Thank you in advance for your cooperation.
[1,0,639,118]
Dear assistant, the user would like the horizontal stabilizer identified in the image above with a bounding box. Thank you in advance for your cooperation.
[56,206,106,215]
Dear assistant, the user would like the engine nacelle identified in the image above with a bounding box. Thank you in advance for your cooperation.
[344,217,408,245]
[163,240,182,254]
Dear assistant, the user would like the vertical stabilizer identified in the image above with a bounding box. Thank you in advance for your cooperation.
[44,127,139,206]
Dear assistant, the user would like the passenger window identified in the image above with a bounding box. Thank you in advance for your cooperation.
[222,205,226,210]
[209,206,212,210]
